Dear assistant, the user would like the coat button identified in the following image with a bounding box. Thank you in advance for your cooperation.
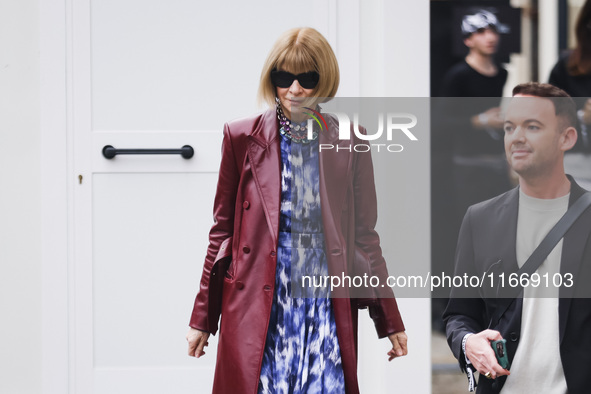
[264,285,272,291]
[236,281,244,290]
[243,201,250,209]
[509,332,518,342]
[270,251,276,257]
[243,246,250,254]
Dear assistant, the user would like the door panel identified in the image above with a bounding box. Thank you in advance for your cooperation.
[90,0,326,131]
[73,1,335,392]
[92,172,218,369]
[94,368,209,393]
[88,145,220,392]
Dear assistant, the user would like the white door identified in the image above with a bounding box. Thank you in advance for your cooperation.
[64,1,348,393]
[41,0,430,393]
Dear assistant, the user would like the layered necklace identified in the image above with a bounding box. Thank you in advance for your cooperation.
[275,97,319,144]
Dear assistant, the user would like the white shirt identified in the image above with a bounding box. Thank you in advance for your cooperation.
[501,190,569,394]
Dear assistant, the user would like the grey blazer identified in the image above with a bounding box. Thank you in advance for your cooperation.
[444,176,591,393]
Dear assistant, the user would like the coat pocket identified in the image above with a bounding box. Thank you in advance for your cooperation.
[213,237,233,277]
[212,237,233,281]
[208,237,233,323]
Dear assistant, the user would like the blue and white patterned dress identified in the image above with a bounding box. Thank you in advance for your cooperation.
[258,130,345,393]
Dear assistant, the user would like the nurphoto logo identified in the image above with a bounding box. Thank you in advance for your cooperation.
[312,111,418,153]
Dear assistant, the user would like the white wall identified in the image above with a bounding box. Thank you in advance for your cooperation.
[0,0,42,393]
[357,1,431,393]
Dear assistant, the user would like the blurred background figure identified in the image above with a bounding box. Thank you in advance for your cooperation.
[549,0,591,190]
[431,7,514,335]
[430,3,521,393]
[441,9,509,98]
[440,7,513,222]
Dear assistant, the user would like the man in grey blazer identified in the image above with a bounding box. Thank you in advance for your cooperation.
[444,82,591,393]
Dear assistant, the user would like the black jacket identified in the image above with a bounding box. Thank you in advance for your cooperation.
[444,177,591,393]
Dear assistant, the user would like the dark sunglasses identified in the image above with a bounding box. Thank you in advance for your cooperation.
[270,69,320,89]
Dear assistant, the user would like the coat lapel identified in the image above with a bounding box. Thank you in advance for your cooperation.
[559,178,590,343]
[480,188,519,329]
[246,110,281,244]
[496,187,520,278]
[318,114,360,393]
[244,110,352,248]
[318,114,352,265]
[488,188,520,326]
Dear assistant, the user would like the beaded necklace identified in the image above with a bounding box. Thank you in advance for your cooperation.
[275,97,319,144]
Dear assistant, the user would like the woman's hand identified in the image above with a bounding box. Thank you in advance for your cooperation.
[186,327,210,358]
[387,331,408,361]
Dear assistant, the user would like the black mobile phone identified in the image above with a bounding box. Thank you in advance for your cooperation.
[491,339,510,370]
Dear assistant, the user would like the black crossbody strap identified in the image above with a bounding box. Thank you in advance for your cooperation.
[491,191,591,327]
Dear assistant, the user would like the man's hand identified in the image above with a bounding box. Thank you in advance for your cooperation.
[472,107,504,130]
[465,330,510,379]
[186,327,210,358]
[387,331,408,361]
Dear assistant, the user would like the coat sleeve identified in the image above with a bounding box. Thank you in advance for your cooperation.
[189,123,240,335]
[352,140,405,338]
[443,207,487,371]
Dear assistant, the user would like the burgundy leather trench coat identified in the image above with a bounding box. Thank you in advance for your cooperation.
[190,109,405,393]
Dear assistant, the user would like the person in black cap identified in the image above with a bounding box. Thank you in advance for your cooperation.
[437,7,514,224]
[442,9,510,100]
[431,9,513,330]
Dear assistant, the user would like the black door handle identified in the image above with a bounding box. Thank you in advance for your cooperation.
[102,145,194,159]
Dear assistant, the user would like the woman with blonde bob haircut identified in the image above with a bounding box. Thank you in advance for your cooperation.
[187,26,407,394]
[258,27,340,107]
